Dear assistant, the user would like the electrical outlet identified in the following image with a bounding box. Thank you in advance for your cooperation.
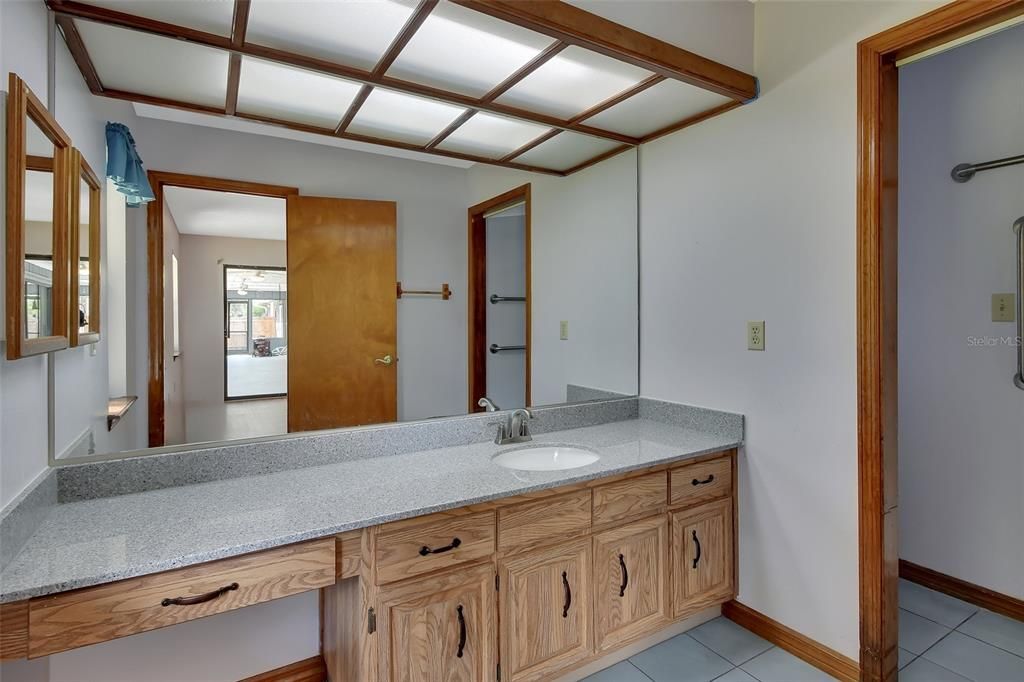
[559,320,569,340]
[747,321,765,351]
[992,293,1015,322]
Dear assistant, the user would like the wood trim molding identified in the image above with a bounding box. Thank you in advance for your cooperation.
[900,560,1024,622]
[0,601,29,661]
[238,656,326,682]
[856,2,1024,681]
[722,601,859,682]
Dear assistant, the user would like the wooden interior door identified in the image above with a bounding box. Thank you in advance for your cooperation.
[593,516,669,651]
[671,498,734,617]
[500,539,592,681]
[287,195,397,432]
[375,564,496,682]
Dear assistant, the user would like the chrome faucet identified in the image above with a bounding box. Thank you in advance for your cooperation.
[477,396,500,412]
[495,408,534,445]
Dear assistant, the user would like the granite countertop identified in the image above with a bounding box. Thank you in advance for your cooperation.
[0,418,740,602]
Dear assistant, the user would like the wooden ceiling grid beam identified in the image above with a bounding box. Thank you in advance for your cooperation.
[54,15,103,93]
[225,0,251,116]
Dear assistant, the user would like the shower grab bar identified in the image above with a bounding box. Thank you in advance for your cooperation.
[951,153,1024,183]
[490,294,526,304]
[1014,217,1023,391]
[490,344,525,354]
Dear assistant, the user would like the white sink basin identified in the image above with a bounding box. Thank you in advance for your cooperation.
[491,445,600,471]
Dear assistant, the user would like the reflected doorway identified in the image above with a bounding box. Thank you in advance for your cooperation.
[223,265,287,400]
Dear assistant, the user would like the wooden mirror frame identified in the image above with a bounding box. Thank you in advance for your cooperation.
[5,73,73,359]
[70,149,101,346]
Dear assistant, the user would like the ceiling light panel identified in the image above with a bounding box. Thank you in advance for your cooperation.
[237,58,363,128]
[513,132,622,172]
[387,2,557,97]
[77,0,235,35]
[246,0,418,72]
[436,113,551,158]
[76,21,230,108]
[347,89,467,145]
[496,46,654,119]
[582,79,733,137]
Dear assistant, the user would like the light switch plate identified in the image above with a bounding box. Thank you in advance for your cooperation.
[559,320,569,340]
[992,293,1015,322]
[748,321,765,351]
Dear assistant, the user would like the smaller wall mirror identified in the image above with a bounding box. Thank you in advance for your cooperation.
[71,149,101,346]
[5,73,72,359]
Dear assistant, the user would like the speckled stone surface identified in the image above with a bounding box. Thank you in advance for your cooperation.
[639,398,744,440]
[565,384,631,402]
[57,397,639,502]
[0,469,56,571]
[0,415,742,602]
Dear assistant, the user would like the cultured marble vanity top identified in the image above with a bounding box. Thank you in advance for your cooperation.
[0,405,743,603]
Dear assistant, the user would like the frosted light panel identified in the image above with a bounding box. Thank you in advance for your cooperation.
[514,132,622,172]
[77,22,229,108]
[237,58,363,128]
[583,80,733,137]
[347,89,466,145]
[387,2,556,97]
[78,0,235,35]
[437,113,551,158]
[246,0,417,71]
[496,47,653,119]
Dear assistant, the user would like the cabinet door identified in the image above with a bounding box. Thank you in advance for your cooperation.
[376,563,496,682]
[593,516,669,651]
[500,539,592,681]
[671,498,734,617]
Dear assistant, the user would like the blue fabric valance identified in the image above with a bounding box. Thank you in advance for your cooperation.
[105,122,154,207]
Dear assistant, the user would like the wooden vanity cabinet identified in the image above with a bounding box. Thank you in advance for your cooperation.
[498,539,593,682]
[670,497,734,617]
[593,516,670,652]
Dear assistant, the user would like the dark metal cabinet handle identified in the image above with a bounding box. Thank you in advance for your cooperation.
[561,571,572,618]
[618,554,629,597]
[161,582,238,607]
[456,604,466,658]
[692,474,715,486]
[692,530,702,569]
[419,537,462,556]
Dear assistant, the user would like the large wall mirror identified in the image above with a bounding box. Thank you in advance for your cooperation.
[5,73,72,359]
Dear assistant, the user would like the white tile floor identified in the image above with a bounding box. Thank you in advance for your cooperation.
[226,354,287,397]
[584,581,1024,682]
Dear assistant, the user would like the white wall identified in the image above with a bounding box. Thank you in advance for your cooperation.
[161,205,185,445]
[485,213,527,410]
[898,24,1024,600]
[468,150,640,405]
[178,233,286,440]
[639,0,943,659]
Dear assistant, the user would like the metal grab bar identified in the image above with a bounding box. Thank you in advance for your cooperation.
[951,153,1024,183]
[490,344,525,354]
[1014,217,1024,390]
[490,294,526,303]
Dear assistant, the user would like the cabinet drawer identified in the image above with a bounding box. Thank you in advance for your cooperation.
[28,539,335,657]
[498,490,591,553]
[593,472,667,526]
[670,454,732,507]
[375,511,495,585]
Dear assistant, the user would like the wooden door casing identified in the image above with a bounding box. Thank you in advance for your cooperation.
[375,563,496,682]
[671,498,734,617]
[499,539,593,682]
[593,516,670,652]
[286,195,397,432]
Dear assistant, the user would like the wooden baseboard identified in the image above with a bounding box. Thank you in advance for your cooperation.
[722,601,859,682]
[900,560,1024,622]
[240,656,326,682]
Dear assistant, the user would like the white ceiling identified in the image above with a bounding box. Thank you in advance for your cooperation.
[163,187,287,241]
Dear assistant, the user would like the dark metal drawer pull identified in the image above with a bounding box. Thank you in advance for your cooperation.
[618,554,629,597]
[456,604,466,658]
[561,571,572,618]
[419,537,462,556]
[692,474,715,486]
[161,582,238,607]
[692,530,702,569]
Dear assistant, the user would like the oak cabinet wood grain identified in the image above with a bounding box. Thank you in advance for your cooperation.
[670,455,732,508]
[497,489,591,554]
[375,511,495,585]
[499,539,593,682]
[593,516,670,652]
[592,471,667,527]
[670,498,735,618]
